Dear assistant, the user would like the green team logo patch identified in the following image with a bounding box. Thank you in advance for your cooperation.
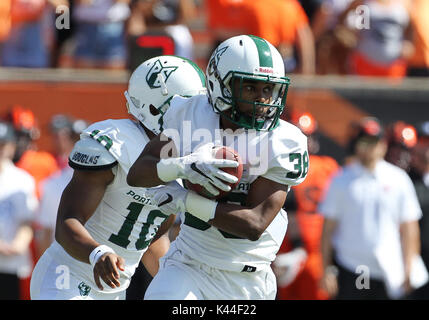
[78,281,91,297]
[146,59,178,89]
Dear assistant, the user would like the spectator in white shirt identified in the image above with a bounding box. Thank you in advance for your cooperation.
[35,166,73,258]
[319,117,422,299]
[34,115,88,258]
[0,121,38,300]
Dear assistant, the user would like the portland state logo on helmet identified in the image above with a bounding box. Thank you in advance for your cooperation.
[124,55,206,135]
[145,59,178,89]
[206,35,290,131]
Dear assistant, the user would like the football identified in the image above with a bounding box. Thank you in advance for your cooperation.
[186,146,243,199]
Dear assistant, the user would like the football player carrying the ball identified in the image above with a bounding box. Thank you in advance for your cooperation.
[127,35,309,300]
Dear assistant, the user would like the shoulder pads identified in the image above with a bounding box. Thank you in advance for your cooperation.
[69,137,117,170]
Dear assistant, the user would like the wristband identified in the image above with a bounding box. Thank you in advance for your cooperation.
[89,245,115,268]
[157,158,181,182]
[185,192,218,222]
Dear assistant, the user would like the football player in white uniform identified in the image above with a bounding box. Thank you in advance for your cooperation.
[127,35,309,299]
[30,56,207,300]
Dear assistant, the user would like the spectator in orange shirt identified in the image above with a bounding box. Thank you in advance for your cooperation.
[0,0,12,44]
[206,0,316,74]
[247,0,315,73]
[206,0,250,49]
[407,0,429,77]
[273,110,340,300]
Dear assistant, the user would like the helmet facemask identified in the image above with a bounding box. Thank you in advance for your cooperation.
[212,71,290,131]
[206,35,290,131]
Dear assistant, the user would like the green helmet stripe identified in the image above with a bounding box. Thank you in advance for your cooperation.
[247,35,273,68]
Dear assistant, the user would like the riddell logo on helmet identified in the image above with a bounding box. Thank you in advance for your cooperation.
[258,67,273,74]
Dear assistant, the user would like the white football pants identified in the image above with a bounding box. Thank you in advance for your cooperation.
[144,242,277,300]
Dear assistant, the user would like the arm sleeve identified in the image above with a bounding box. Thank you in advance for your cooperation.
[262,133,309,186]
[262,152,309,186]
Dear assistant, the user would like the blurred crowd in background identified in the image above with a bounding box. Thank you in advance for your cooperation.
[0,0,428,78]
[0,0,429,301]
[0,106,89,300]
[275,111,429,301]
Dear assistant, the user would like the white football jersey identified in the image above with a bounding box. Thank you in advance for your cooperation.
[50,119,168,293]
[162,94,309,272]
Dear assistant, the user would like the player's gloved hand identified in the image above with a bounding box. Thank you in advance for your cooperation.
[156,142,239,196]
[145,181,188,216]
[272,248,308,287]
[145,181,218,222]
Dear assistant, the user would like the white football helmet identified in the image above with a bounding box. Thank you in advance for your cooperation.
[206,35,290,131]
[125,55,206,134]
